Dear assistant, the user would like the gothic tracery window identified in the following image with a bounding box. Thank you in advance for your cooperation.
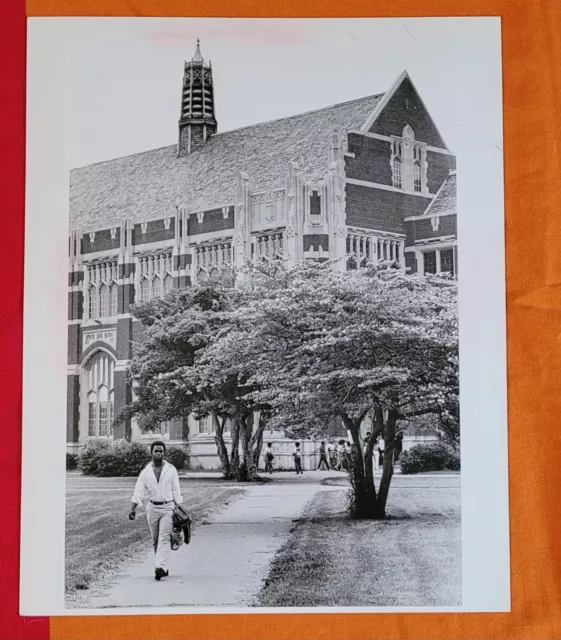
[391,140,402,189]
[137,252,174,302]
[87,261,118,320]
[85,352,115,438]
[195,241,234,282]
[256,232,284,260]
[391,126,427,194]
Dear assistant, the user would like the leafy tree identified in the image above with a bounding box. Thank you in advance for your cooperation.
[117,282,271,481]
[231,260,458,518]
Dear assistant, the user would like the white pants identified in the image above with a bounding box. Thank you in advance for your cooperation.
[146,503,174,570]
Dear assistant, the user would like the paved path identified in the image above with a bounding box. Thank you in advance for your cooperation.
[84,471,346,609]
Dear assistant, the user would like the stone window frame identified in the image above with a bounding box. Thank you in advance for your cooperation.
[194,240,234,283]
[84,351,115,439]
[85,260,119,321]
[136,251,174,303]
[391,126,428,195]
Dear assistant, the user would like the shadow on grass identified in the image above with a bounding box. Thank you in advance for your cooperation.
[256,487,461,607]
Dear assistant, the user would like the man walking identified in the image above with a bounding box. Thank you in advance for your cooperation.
[317,440,330,470]
[128,441,183,581]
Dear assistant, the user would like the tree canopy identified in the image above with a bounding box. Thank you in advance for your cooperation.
[120,258,458,515]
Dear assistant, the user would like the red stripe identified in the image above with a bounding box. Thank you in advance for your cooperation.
[0,0,50,637]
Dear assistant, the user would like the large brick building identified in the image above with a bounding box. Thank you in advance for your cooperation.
[67,41,457,468]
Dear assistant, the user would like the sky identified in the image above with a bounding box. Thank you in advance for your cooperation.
[48,17,503,169]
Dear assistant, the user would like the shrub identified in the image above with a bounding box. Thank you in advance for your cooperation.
[165,447,188,470]
[400,441,461,474]
[78,440,113,475]
[79,439,188,476]
[66,453,79,471]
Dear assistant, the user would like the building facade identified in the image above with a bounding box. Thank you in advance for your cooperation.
[67,42,457,468]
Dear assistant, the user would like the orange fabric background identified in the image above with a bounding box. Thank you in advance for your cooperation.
[29,0,561,638]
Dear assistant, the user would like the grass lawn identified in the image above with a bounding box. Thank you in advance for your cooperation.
[65,475,245,597]
[257,480,461,607]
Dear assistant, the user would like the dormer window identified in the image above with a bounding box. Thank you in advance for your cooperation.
[391,126,428,194]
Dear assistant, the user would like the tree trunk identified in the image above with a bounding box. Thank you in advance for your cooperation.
[251,413,267,469]
[235,415,257,481]
[229,418,240,480]
[343,413,378,519]
[343,406,397,520]
[211,412,231,479]
[375,409,398,518]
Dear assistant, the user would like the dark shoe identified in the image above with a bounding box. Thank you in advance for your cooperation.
[155,567,167,581]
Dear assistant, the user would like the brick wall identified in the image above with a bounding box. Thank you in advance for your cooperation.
[345,183,430,233]
[190,126,205,152]
[345,133,393,186]
[68,291,83,322]
[187,206,234,236]
[174,275,192,288]
[427,151,455,194]
[117,318,133,361]
[68,324,81,365]
[133,218,175,246]
[368,76,447,149]
[406,215,457,244]
[67,375,80,443]
[303,234,329,251]
[174,253,192,270]
[118,283,135,315]
[113,370,132,440]
[68,271,84,286]
[81,228,120,254]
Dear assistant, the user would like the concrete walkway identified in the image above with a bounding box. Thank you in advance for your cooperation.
[84,471,346,609]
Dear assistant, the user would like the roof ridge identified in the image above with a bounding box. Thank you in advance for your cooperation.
[70,92,385,172]
[214,92,385,137]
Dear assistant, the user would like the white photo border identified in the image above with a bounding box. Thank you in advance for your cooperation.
[20,16,509,616]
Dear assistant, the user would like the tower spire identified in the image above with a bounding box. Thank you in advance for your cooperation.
[192,38,205,65]
[178,39,217,157]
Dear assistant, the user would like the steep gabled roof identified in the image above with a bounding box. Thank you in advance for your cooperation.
[70,93,384,232]
[361,71,450,152]
[422,171,457,217]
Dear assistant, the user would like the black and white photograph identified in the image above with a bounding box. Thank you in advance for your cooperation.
[21,17,509,615]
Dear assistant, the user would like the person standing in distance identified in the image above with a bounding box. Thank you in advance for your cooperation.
[317,440,330,470]
[293,442,304,475]
[128,440,183,581]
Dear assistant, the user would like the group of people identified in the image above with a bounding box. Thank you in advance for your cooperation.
[264,442,304,474]
[263,431,404,475]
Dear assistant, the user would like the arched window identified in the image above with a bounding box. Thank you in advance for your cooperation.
[140,278,150,302]
[413,143,424,193]
[164,274,173,296]
[88,285,98,319]
[109,283,118,317]
[99,284,109,318]
[391,139,403,189]
[152,276,161,300]
[392,157,402,189]
[85,352,115,438]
